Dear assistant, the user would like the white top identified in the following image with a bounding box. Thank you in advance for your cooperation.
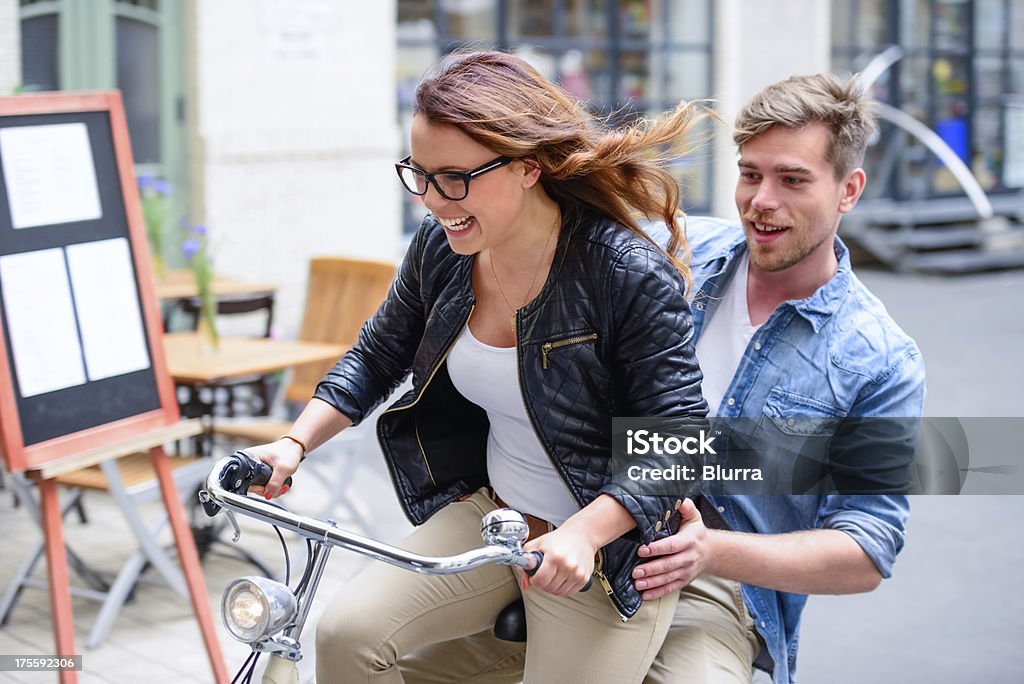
[694,253,760,415]
[447,326,579,526]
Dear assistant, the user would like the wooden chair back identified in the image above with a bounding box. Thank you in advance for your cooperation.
[284,257,396,403]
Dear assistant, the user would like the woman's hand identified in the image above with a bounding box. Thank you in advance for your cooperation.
[519,493,636,596]
[521,526,596,596]
[243,398,353,499]
[245,438,304,499]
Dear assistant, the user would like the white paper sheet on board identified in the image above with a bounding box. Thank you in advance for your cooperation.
[66,238,151,381]
[0,122,103,229]
[0,248,87,397]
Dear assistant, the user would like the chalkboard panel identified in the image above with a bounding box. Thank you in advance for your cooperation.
[0,92,177,472]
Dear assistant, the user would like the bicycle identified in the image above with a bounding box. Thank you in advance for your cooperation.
[200,451,554,684]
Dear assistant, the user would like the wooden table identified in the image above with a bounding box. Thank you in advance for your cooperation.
[162,332,348,572]
[154,269,276,301]
[163,332,347,385]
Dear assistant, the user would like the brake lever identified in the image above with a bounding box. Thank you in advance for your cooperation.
[198,488,221,517]
[224,509,242,543]
[197,486,243,540]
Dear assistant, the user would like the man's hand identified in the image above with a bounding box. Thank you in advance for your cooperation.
[634,502,886,596]
[632,498,710,600]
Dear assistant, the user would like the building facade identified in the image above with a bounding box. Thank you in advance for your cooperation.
[8,0,401,335]
[5,0,1022,330]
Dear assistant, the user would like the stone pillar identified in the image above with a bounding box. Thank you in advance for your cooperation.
[710,0,831,218]
[0,1,20,95]
[189,0,401,336]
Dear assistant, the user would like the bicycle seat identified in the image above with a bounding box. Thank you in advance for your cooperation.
[493,599,527,642]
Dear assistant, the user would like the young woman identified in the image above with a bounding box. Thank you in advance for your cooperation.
[249,51,708,682]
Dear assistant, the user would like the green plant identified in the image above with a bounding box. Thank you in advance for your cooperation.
[183,225,219,350]
[137,175,175,279]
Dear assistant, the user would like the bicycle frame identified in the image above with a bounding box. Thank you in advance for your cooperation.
[200,453,539,683]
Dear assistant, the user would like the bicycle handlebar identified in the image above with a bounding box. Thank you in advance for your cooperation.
[201,452,541,575]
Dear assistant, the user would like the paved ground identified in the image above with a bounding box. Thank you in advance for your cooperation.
[0,429,413,684]
[855,266,1024,418]
[1,266,1021,683]
[795,265,1024,684]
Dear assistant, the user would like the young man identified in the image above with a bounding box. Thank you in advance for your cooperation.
[635,73,925,684]
[397,73,925,684]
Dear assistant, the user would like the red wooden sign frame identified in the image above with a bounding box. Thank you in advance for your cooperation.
[0,91,180,474]
[0,92,226,684]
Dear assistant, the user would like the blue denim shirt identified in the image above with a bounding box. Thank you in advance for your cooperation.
[681,217,926,684]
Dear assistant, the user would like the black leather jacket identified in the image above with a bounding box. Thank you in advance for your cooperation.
[314,209,707,618]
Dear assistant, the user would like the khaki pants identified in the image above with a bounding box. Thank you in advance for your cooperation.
[400,575,759,684]
[645,574,760,684]
[315,488,678,683]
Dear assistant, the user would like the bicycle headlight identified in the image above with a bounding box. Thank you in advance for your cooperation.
[221,576,296,643]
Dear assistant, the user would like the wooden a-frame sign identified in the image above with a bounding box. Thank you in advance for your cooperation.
[0,92,226,683]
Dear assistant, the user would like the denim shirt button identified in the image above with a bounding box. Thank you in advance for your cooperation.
[760,620,767,629]
[787,418,795,427]
[754,341,762,351]
[727,397,735,407]
[717,506,725,513]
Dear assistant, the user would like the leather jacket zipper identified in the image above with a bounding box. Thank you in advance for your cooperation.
[521,331,628,621]
[413,422,435,487]
[517,339,581,512]
[541,332,599,369]
[381,304,475,489]
[594,549,627,622]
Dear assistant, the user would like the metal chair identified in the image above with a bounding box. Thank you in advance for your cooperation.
[0,451,210,649]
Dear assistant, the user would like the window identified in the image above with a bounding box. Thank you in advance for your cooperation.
[396,0,714,232]
[19,1,186,194]
[18,0,59,92]
[115,2,163,165]
[832,0,1024,198]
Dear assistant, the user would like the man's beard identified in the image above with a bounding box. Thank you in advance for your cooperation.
[742,211,828,273]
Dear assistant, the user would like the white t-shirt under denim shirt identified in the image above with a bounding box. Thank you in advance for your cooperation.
[694,252,760,415]
[447,326,579,526]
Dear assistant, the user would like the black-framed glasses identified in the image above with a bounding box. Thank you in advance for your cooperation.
[395,155,514,201]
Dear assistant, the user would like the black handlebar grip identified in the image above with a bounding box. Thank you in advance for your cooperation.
[228,451,292,493]
[245,454,293,491]
[523,551,592,592]
[251,460,273,487]
[524,551,544,577]
[251,461,294,491]
[203,452,294,517]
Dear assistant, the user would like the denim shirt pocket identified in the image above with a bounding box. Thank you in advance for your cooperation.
[763,387,845,435]
[756,388,848,495]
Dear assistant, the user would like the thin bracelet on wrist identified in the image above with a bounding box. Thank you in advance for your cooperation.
[280,434,309,461]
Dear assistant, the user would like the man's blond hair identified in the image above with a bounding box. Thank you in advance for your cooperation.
[733,73,876,179]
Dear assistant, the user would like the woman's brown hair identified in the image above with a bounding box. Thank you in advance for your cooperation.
[413,50,709,289]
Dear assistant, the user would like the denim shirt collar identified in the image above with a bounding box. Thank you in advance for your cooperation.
[694,229,852,334]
